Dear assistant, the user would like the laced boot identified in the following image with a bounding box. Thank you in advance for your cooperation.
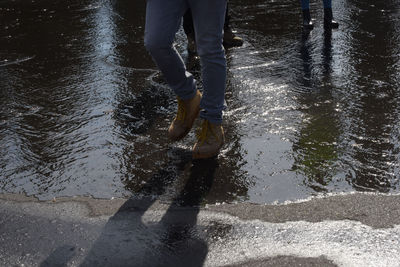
[192,120,225,159]
[302,9,314,30]
[168,90,202,141]
[223,26,244,48]
[324,8,339,29]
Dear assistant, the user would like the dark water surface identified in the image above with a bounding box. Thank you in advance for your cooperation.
[1,0,400,203]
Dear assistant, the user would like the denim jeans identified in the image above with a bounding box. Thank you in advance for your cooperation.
[301,0,332,10]
[144,0,227,124]
[183,3,231,38]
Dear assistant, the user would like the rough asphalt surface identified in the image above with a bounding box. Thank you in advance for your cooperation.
[1,192,400,266]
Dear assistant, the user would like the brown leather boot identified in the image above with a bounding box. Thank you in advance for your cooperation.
[168,90,202,141]
[192,120,225,159]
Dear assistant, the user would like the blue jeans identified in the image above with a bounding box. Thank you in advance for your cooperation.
[301,0,332,10]
[144,0,227,124]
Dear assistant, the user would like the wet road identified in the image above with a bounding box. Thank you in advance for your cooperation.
[2,0,400,203]
[1,0,400,265]
[1,193,400,266]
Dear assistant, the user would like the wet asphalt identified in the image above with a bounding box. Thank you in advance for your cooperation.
[2,0,400,266]
[2,0,400,203]
[1,193,400,266]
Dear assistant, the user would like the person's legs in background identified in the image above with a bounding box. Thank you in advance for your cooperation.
[223,3,244,48]
[300,0,338,30]
[300,0,314,30]
[183,2,243,55]
[322,0,339,29]
[183,9,197,54]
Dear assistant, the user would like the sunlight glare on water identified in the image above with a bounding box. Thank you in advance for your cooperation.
[0,0,400,203]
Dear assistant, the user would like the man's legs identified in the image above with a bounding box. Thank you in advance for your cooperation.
[299,0,338,29]
[322,0,339,29]
[189,0,227,158]
[189,0,226,125]
[144,0,195,101]
[183,2,243,55]
[145,0,202,142]
[145,0,227,158]
[301,0,310,10]
[182,9,194,37]
[300,0,314,29]
[183,9,197,54]
[322,0,332,9]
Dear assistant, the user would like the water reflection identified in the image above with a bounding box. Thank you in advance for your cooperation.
[0,0,110,197]
[292,29,340,192]
[1,0,400,203]
[340,0,400,191]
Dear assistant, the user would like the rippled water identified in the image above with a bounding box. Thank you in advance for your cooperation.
[1,0,400,203]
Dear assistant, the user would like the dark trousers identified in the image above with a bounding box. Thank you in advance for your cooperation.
[183,3,230,37]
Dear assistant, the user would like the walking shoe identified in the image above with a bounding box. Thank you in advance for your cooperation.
[324,8,339,29]
[302,9,314,30]
[168,90,202,142]
[192,120,225,159]
[223,26,243,48]
[187,33,197,55]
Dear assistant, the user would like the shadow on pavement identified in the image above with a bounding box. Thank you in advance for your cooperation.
[75,149,218,266]
[40,245,77,267]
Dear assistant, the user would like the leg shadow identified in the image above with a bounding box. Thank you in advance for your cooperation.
[40,245,76,267]
[80,153,218,267]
